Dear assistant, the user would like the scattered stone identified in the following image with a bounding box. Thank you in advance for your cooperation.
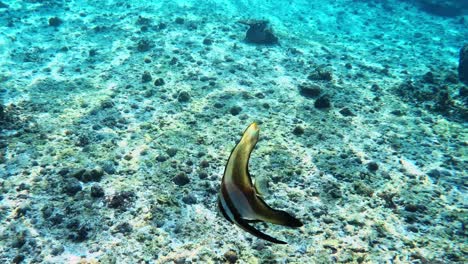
[51,245,65,256]
[175,17,184,24]
[308,68,333,81]
[224,250,238,264]
[177,91,191,102]
[63,178,82,196]
[101,161,116,174]
[352,181,374,197]
[156,155,168,162]
[154,78,165,86]
[314,95,331,109]
[173,173,190,186]
[142,71,152,83]
[203,38,213,45]
[292,125,305,136]
[182,194,197,204]
[200,159,210,168]
[339,107,355,117]
[367,161,379,171]
[238,19,278,44]
[72,167,104,182]
[229,106,242,116]
[48,17,63,27]
[107,191,135,209]
[298,83,321,98]
[166,148,178,157]
[459,44,468,85]
[404,203,427,213]
[90,184,105,198]
[113,222,133,234]
[12,255,25,264]
[137,39,152,52]
[422,71,436,84]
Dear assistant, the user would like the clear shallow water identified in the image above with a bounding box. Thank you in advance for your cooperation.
[0,0,466,263]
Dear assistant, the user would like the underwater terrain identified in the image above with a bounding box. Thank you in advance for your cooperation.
[0,0,467,263]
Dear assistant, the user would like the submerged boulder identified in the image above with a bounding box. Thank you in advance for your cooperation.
[459,44,468,85]
[238,19,278,45]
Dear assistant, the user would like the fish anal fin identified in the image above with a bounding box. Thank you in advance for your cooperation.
[236,217,287,244]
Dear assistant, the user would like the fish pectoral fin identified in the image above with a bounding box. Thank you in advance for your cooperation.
[254,197,304,228]
[236,217,287,244]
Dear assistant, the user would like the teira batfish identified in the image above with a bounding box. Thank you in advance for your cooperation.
[218,122,303,244]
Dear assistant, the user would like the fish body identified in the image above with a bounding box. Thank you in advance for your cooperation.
[219,123,303,244]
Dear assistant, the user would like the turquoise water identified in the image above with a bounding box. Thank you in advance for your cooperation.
[0,0,467,263]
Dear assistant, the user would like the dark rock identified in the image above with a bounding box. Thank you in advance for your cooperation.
[224,250,238,264]
[229,106,242,115]
[404,204,427,213]
[203,38,213,45]
[367,161,379,171]
[314,96,331,109]
[199,172,208,179]
[137,39,152,52]
[69,226,88,242]
[422,71,436,84]
[292,125,305,136]
[177,91,191,102]
[142,71,152,83]
[51,245,64,256]
[63,178,82,196]
[101,161,116,174]
[175,17,184,24]
[339,107,355,117]
[154,78,165,86]
[459,44,468,85]
[308,68,333,81]
[48,17,63,27]
[12,255,24,264]
[298,83,321,98]
[182,194,197,204]
[107,191,135,209]
[200,160,210,168]
[173,173,190,186]
[239,20,278,45]
[156,155,168,162]
[113,222,132,234]
[72,167,103,182]
[90,184,105,198]
[166,148,178,157]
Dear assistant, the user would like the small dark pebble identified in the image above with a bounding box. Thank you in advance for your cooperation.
[12,255,25,264]
[200,159,209,168]
[137,39,152,52]
[156,155,168,162]
[298,83,321,98]
[367,161,379,171]
[51,245,64,256]
[339,107,355,117]
[63,178,82,196]
[173,173,190,186]
[107,191,135,209]
[292,125,305,136]
[166,148,178,157]
[229,106,242,115]
[48,17,63,27]
[178,91,191,102]
[142,71,152,83]
[175,17,184,24]
[90,184,105,198]
[199,172,208,179]
[114,222,133,234]
[314,95,331,109]
[182,194,197,204]
[224,250,238,264]
[404,204,426,213]
[69,226,88,242]
[203,38,213,45]
[154,78,165,86]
